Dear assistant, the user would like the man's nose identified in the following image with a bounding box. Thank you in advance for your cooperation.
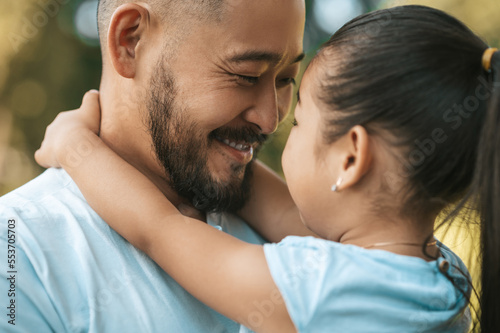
[242,83,279,135]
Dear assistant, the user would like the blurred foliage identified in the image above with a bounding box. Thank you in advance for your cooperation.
[0,0,101,194]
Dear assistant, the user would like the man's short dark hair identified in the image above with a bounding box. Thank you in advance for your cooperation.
[97,0,225,49]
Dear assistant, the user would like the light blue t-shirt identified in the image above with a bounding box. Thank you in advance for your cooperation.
[261,236,471,333]
[0,168,264,333]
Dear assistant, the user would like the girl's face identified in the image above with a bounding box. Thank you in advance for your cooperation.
[282,66,341,237]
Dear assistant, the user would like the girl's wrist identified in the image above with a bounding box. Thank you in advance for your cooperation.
[57,128,101,169]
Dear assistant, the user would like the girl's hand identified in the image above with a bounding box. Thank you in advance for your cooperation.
[35,90,101,169]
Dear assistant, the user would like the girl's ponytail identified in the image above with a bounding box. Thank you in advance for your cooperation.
[476,49,500,332]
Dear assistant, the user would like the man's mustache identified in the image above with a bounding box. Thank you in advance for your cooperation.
[210,126,268,147]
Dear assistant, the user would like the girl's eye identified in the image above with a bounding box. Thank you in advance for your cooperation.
[236,75,259,85]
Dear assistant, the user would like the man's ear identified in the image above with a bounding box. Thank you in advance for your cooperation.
[332,125,372,191]
[108,3,151,79]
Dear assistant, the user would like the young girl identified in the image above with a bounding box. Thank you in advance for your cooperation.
[35,5,499,332]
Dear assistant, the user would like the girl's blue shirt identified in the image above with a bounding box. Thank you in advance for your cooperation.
[252,236,471,333]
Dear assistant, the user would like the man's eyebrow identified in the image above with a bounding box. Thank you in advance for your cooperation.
[229,51,305,65]
[293,53,306,64]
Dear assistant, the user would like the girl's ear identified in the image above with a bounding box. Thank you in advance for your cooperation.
[329,125,373,191]
[107,3,151,79]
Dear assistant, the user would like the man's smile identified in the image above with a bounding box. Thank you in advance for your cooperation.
[215,136,254,152]
[214,136,255,165]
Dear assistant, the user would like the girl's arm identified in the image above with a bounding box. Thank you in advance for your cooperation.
[35,91,295,333]
[240,161,316,242]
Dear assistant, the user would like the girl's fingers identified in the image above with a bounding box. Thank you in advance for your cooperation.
[35,90,100,169]
[34,149,44,167]
[80,90,101,135]
[34,146,56,169]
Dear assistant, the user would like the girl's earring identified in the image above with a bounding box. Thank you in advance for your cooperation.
[331,177,343,192]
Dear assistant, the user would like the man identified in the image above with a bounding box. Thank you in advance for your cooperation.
[0,0,305,331]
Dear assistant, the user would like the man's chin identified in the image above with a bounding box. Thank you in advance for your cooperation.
[205,171,245,193]
[189,161,253,213]
[207,159,248,183]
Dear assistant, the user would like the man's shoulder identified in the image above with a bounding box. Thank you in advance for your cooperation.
[0,168,88,216]
[0,170,241,332]
[0,168,103,236]
[1,168,81,207]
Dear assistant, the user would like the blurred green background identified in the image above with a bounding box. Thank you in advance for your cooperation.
[0,0,499,328]
[1,0,499,195]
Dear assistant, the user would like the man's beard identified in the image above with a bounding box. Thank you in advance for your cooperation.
[147,62,267,213]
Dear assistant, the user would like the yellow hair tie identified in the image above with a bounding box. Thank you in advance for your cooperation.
[482,47,498,71]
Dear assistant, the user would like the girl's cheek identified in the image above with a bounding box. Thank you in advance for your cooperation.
[281,149,291,183]
[281,136,294,173]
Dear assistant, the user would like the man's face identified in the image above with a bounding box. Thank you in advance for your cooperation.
[142,0,305,212]
[147,62,263,212]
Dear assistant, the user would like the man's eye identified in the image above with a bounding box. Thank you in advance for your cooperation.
[277,77,297,88]
[236,75,259,85]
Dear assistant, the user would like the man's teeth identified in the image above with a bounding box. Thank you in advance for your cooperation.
[220,138,251,152]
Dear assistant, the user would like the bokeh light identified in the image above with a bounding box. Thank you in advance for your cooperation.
[313,0,364,34]
[10,79,47,118]
[74,0,99,45]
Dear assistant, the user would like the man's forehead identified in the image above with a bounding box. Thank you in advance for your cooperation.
[214,0,305,63]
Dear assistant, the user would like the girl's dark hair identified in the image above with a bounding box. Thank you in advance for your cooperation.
[474,47,500,333]
[314,5,499,332]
